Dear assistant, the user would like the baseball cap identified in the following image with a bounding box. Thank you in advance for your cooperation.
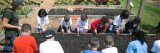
[43,29,56,38]
[12,0,23,6]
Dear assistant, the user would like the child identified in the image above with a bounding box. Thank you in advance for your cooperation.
[40,29,64,53]
[124,17,140,35]
[110,9,130,35]
[151,22,160,53]
[57,15,72,34]
[90,16,110,35]
[36,9,49,33]
[74,14,88,34]
[102,35,118,53]
[82,37,102,53]
[126,30,148,53]
[13,24,38,53]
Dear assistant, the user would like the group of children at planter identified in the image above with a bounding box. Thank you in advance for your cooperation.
[37,9,139,36]
[4,22,160,53]
[1,0,160,53]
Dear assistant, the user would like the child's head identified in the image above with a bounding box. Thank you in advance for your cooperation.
[133,17,140,24]
[120,9,130,19]
[101,16,109,25]
[104,35,114,48]
[21,23,32,35]
[38,9,47,17]
[81,14,88,21]
[64,15,70,22]
[88,37,100,49]
[132,30,146,45]
[12,0,23,10]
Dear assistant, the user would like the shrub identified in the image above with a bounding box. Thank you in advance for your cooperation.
[16,5,32,15]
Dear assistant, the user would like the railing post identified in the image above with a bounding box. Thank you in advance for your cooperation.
[126,0,132,10]
[137,0,144,17]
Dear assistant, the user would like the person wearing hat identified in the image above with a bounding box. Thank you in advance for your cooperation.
[39,29,64,53]
[90,16,110,35]
[35,8,49,33]
[151,22,160,53]
[13,24,38,53]
[74,14,89,34]
[57,14,72,34]
[1,0,24,52]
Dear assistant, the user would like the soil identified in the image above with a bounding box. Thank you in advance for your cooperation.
[33,33,156,53]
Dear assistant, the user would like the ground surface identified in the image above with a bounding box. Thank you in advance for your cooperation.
[33,33,156,53]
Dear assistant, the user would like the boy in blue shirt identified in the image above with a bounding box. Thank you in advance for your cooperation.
[82,37,102,53]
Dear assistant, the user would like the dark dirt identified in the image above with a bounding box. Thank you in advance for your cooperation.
[32,33,156,53]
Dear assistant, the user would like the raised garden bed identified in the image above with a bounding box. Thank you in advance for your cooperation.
[33,33,156,53]
[48,8,133,16]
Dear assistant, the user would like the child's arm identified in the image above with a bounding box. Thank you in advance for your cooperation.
[61,25,65,34]
[67,26,71,33]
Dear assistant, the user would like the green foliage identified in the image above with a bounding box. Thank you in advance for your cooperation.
[55,0,75,5]
[0,0,12,15]
[121,0,160,33]
[31,1,41,5]
[106,1,114,6]
[0,0,35,15]
[16,5,32,15]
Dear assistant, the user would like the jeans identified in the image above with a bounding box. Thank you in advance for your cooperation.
[35,28,43,33]
[57,26,72,32]
[3,36,16,52]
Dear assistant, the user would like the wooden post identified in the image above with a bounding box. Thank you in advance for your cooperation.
[137,0,144,17]
[126,0,132,10]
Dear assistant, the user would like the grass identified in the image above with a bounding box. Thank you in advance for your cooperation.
[121,0,160,33]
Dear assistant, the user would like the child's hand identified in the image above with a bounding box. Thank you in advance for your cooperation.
[94,29,97,35]
[61,29,64,35]
[67,30,71,33]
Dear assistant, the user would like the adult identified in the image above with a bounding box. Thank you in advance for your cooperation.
[1,0,23,52]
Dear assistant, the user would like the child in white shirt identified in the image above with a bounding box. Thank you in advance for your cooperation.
[109,9,130,35]
[36,9,49,33]
[74,14,88,34]
[102,35,118,53]
[57,15,72,34]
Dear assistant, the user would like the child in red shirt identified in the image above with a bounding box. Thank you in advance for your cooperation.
[13,24,38,53]
[90,16,110,35]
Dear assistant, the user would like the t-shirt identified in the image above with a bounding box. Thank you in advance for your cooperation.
[151,40,160,53]
[82,49,102,53]
[110,15,128,31]
[40,41,64,53]
[36,16,49,28]
[102,47,118,53]
[60,17,72,27]
[75,18,88,29]
[13,36,38,53]
[113,15,123,27]
[91,18,110,31]
[2,9,19,37]
[125,20,139,30]
[126,40,148,53]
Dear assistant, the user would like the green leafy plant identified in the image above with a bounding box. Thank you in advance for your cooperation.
[16,5,32,15]
[106,1,114,6]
